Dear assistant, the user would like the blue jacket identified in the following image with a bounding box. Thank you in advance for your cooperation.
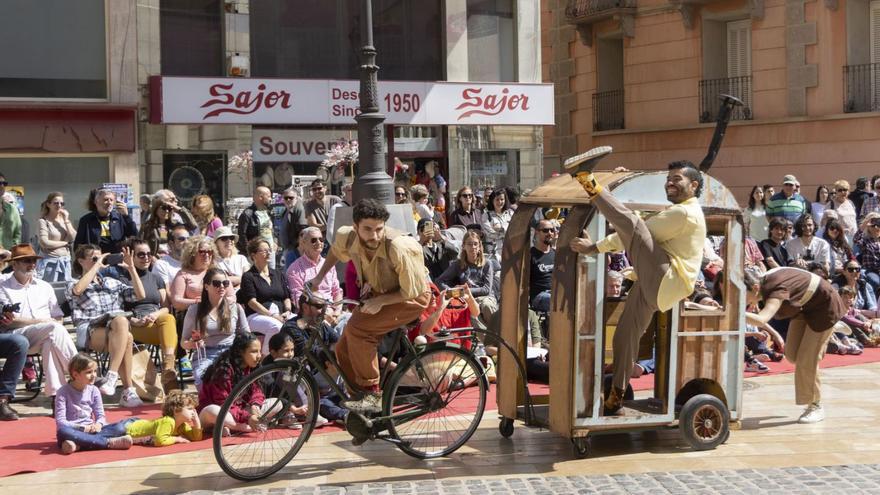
[74,210,137,254]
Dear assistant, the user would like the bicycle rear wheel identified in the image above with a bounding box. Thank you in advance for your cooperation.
[385,346,487,459]
[213,361,319,481]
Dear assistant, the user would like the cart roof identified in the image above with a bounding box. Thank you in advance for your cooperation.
[521,171,740,211]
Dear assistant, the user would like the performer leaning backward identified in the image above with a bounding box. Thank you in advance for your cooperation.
[567,147,706,415]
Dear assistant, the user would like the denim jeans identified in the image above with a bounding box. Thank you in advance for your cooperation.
[193,344,230,391]
[318,396,347,421]
[56,418,137,450]
[0,333,29,398]
[283,248,301,270]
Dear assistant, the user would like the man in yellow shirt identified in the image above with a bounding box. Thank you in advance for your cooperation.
[309,199,430,414]
[567,147,706,414]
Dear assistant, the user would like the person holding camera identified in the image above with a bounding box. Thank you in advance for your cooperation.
[415,283,479,351]
[67,244,146,407]
[785,213,831,275]
[0,244,77,402]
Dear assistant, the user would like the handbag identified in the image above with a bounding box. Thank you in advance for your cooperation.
[131,345,165,403]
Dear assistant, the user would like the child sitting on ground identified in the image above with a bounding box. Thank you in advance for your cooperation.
[55,353,135,454]
[199,333,273,435]
[261,332,328,428]
[838,286,880,348]
[125,390,202,446]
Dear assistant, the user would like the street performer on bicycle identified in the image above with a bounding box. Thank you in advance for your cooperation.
[567,147,706,415]
[308,199,431,414]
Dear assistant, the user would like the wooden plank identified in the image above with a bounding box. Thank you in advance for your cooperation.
[497,204,539,419]
[549,205,594,437]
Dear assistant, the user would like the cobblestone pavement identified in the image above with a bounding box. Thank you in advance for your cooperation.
[183,464,880,495]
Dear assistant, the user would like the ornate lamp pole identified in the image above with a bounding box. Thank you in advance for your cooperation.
[353,0,394,204]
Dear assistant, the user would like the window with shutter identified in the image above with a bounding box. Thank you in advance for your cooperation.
[871,2,880,109]
[726,20,751,79]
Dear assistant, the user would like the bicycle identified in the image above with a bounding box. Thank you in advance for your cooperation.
[212,284,490,481]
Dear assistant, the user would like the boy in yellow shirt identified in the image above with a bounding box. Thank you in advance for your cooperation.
[126,390,203,446]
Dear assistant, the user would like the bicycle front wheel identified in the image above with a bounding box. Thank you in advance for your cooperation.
[213,361,319,481]
[385,346,488,459]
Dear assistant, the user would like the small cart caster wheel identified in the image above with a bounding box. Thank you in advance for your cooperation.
[572,436,591,459]
[499,417,514,438]
[679,394,729,451]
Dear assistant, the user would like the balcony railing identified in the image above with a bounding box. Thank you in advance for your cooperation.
[698,76,753,123]
[843,63,880,113]
[593,90,625,131]
[566,0,638,19]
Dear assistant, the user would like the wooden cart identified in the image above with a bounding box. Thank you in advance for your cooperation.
[496,170,745,457]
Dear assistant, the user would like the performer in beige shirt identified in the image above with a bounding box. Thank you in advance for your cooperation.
[568,147,706,414]
[309,199,430,414]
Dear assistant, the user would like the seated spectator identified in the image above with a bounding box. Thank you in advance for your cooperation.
[120,238,179,393]
[68,244,145,407]
[832,260,878,318]
[0,332,29,420]
[786,213,831,274]
[170,235,217,312]
[240,239,293,353]
[411,184,434,223]
[447,186,485,229]
[151,189,199,234]
[0,244,78,403]
[822,218,854,276]
[807,262,830,281]
[151,223,188,287]
[702,237,724,284]
[182,268,250,390]
[198,333,268,434]
[192,194,223,237]
[419,219,458,282]
[829,179,858,243]
[261,332,329,428]
[758,217,793,268]
[213,226,250,294]
[743,237,767,276]
[529,219,557,312]
[838,285,880,348]
[856,215,880,293]
[287,227,342,308]
[606,270,624,298]
[74,188,138,254]
[436,230,497,334]
[139,199,176,255]
[414,283,479,352]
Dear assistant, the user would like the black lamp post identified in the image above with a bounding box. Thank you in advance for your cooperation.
[353,0,394,204]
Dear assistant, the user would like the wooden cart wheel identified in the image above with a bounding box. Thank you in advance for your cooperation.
[499,417,514,438]
[572,436,591,459]
[679,394,729,451]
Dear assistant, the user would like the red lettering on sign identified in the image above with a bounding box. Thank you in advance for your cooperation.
[454,88,531,120]
[201,83,292,119]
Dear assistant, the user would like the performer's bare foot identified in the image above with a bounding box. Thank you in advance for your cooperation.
[564,146,613,176]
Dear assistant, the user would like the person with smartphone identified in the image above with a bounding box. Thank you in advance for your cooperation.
[415,284,479,351]
[74,188,137,254]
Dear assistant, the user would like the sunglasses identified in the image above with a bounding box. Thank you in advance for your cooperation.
[218,236,235,242]
[837,189,849,193]
[460,193,474,198]
[395,192,407,197]
[311,187,324,192]
[0,181,7,186]
[210,279,231,288]
[134,252,151,259]
[52,201,65,206]
[871,222,880,228]
[309,237,324,244]
[539,227,559,233]
[161,205,173,212]
[846,267,861,273]
[175,236,189,242]
[197,249,214,256]
[283,196,296,201]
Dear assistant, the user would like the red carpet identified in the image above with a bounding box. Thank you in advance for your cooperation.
[4,348,880,477]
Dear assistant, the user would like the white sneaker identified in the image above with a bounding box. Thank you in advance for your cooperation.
[315,414,329,428]
[99,371,119,396]
[119,387,143,408]
[798,403,825,424]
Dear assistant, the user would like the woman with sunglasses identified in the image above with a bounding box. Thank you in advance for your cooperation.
[182,267,250,390]
[139,199,175,255]
[832,260,878,318]
[239,239,293,353]
[169,236,217,312]
[68,244,146,407]
[212,226,250,294]
[828,179,857,244]
[287,227,342,308]
[821,218,854,276]
[447,186,485,229]
[37,191,77,282]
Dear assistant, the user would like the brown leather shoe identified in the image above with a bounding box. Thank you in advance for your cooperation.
[603,386,625,416]
[161,369,179,392]
[0,398,19,421]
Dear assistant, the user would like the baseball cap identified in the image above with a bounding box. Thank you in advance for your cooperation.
[782,175,798,185]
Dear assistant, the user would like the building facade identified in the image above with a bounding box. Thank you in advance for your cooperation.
[0,1,139,236]
[544,0,880,202]
[139,0,545,221]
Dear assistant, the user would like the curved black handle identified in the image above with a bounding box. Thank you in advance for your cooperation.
[699,94,744,173]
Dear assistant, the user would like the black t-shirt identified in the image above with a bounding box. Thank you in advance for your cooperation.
[238,266,291,316]
[119,268,165,317]
[529,247,555,299]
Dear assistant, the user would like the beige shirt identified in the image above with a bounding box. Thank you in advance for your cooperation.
[38,217,73,257]
[597,197,706,311]
[331,226,428,299]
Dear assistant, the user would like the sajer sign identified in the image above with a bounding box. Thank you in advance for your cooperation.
[149,76,554,126]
